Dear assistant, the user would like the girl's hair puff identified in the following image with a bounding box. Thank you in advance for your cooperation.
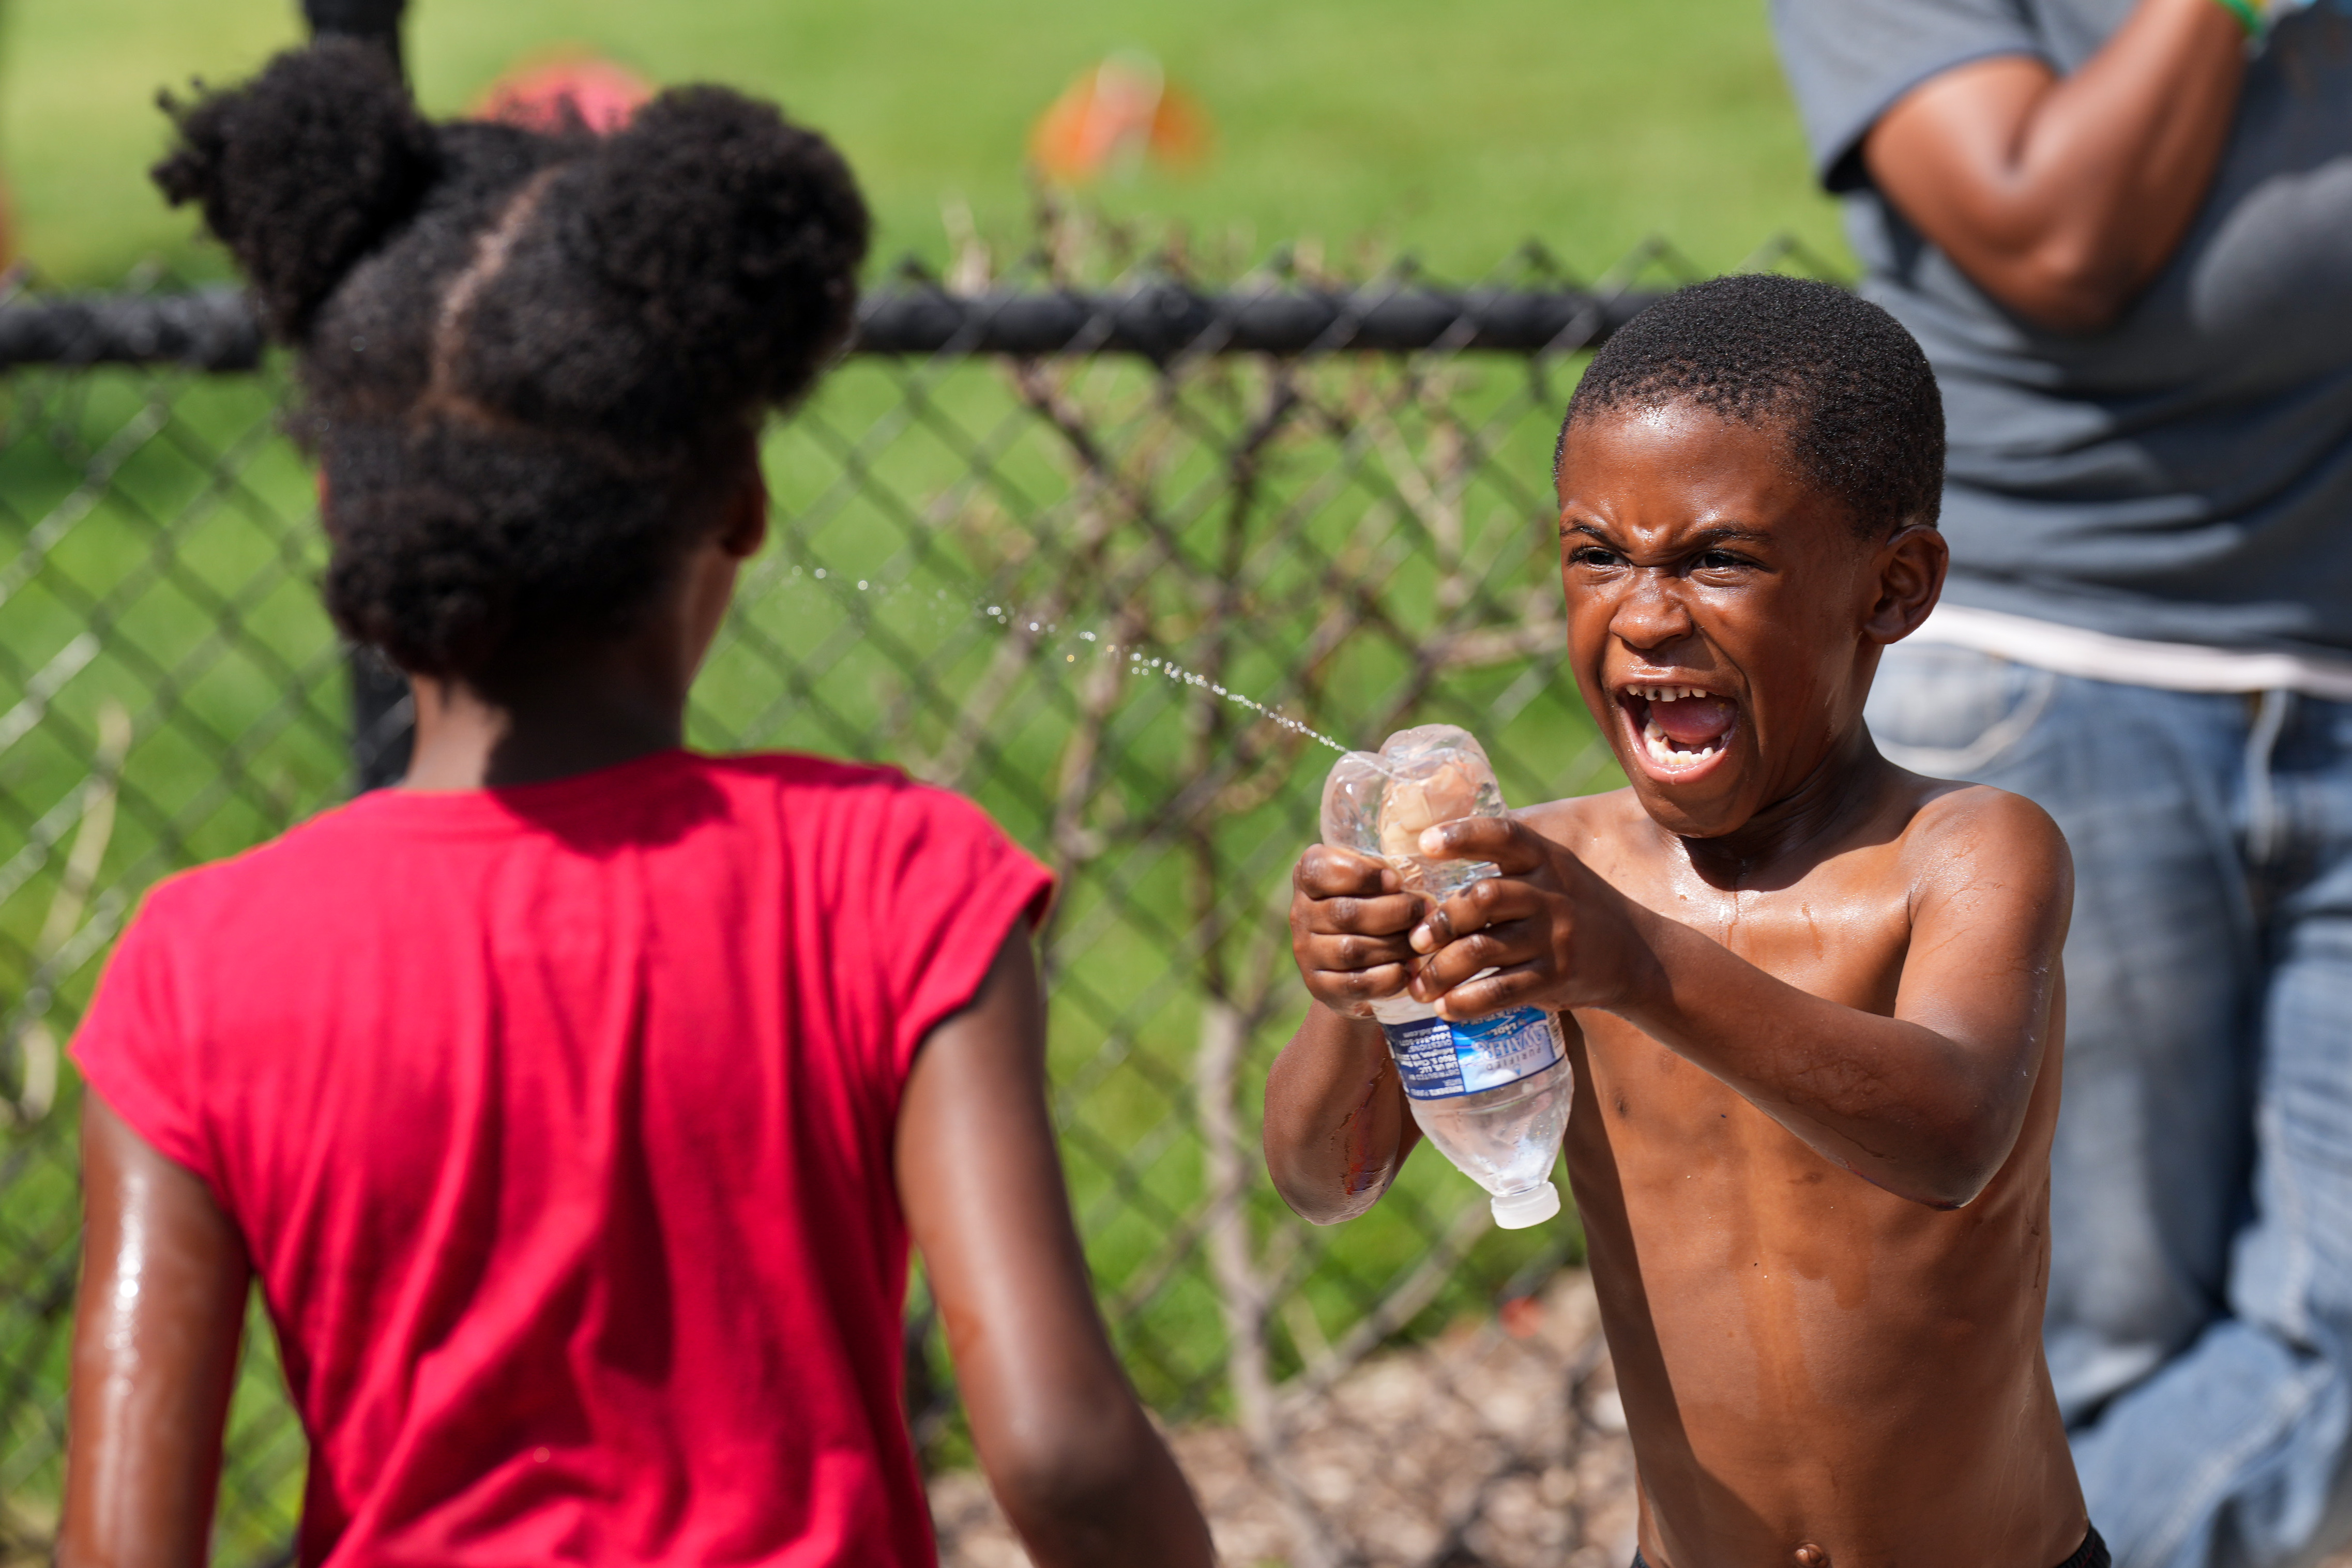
[153,41,871,677]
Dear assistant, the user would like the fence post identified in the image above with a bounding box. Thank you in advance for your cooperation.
[301,0,409,75]
[304,0,415,787]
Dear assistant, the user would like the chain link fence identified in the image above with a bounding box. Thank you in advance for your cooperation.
[0,220,1843,1566]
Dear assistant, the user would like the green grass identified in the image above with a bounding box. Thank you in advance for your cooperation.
[0,0,1845,287]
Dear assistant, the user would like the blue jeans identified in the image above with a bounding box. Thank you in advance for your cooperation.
[1867,645,2352,1568]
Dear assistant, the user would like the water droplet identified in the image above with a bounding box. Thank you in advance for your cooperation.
[814,568,827,580]
[857,579,869,591]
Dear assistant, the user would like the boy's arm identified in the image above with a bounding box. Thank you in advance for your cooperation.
[1263,847,1425,1224]
[896,926,1215,1568]
[1411,794,2071,1209]
[1264,1004,1422,1225]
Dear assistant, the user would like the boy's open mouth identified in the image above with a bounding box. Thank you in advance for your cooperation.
[1617,683,1739,774]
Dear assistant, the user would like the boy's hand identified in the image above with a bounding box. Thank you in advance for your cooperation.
[1288,846,1425,1019]
[1405,816,1652,1020]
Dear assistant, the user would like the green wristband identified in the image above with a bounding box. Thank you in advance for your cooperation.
[2214,0,2264,36]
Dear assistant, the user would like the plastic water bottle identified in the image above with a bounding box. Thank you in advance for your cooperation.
[1322,725,1572,1229]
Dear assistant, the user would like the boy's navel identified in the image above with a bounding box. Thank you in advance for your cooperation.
[1794,1545,1827,1568]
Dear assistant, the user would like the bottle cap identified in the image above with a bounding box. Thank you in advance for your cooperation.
[1489,1180,1562,1230]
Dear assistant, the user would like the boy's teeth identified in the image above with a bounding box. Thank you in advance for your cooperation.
[1641,716,1722,770]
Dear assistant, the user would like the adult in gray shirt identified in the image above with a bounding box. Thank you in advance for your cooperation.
[1768,2,2352,1564]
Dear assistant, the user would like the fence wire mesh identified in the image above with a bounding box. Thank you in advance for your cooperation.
[0,225,1843,1566]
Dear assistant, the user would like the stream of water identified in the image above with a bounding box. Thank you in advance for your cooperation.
[777,561,1383,768]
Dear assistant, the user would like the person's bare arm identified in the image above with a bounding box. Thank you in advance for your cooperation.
[1262,846,1425,1224]
[1410,794,2072,1209]
[60,1096,251,1568]
[1863,0,2244,333]
[897,927,1214,1568]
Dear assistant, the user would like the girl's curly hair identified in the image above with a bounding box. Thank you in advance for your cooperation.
[153,41,870,676]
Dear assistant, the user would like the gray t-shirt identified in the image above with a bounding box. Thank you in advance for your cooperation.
[1769,0,2352,653]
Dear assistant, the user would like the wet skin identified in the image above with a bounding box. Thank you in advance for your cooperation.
[1264,404,2087,1567]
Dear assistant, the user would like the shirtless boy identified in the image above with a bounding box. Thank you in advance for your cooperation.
[1265,275,2098,1568]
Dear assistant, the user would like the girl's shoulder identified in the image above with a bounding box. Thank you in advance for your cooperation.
[694,749,987,832]
[689,750,1044,897]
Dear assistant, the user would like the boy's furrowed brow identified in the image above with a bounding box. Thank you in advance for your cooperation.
[1560,519,1775,550]
[1683,523,1775,549]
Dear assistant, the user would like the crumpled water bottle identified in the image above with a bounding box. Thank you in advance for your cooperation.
[1321,725,1572,1229]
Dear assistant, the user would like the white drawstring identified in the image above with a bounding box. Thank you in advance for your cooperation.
[2245,688,2294,866]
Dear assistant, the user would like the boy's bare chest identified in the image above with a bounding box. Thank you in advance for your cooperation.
[1567,846,1917,1146]
[1603,853,1914,1017]
[1560,863,1978,1385]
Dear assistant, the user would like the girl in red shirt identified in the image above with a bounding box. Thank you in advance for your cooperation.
[60,42,1211,1568]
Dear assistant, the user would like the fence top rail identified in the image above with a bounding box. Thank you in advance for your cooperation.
[0,279,1672,372]
[847,280,1667,359]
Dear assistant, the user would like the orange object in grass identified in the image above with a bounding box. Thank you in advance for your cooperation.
[1028,52,1211,186]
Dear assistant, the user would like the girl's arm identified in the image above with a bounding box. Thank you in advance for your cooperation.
[1863,0,2247,333]
[61,1097,251,1568]
[896,928,1215,1568]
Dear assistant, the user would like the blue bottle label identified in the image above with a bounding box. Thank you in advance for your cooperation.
[1383,1007,1565,1101]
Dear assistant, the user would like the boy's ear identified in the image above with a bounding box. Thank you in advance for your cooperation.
[1862,523,1948,645]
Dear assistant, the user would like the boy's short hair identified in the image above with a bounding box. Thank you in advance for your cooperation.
[1558,274,1944,538]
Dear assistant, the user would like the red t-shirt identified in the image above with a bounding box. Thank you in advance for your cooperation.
[72,750,1054,1567]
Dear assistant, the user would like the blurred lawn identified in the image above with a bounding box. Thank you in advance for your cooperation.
[0,0,1843,286]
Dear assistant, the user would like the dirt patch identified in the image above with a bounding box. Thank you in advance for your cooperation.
[935,1270,2352,1568]
[931,1269,1638,1568]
